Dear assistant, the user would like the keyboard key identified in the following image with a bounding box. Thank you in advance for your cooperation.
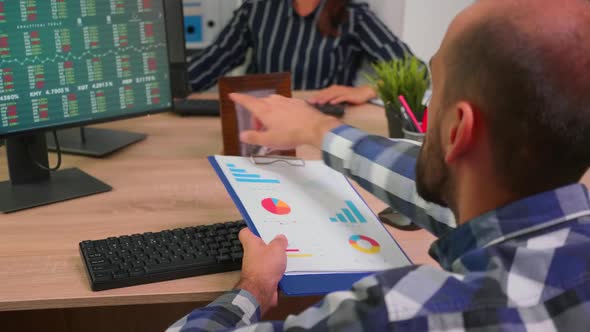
[88,253,103,259]
[81,240,94,249]
[92,265,116,272]
[94,272,112,282]
[130,267,145,277]
[90,259,107,266]
[216,255,231,263]
[231,252,243,261]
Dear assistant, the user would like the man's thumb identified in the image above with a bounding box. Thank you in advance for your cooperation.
[240,130,270,146]
[269,234,288,251]
[238,227,257,245]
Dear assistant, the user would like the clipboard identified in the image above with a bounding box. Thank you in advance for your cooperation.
[208,155,412,296]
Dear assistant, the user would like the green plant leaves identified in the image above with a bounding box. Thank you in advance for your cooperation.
[365,55,429,118]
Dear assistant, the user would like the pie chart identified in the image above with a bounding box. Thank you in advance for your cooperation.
[349,235,381,254]
[261,198,291,215]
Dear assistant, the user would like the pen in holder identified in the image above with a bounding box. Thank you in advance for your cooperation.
[398,96,425,143]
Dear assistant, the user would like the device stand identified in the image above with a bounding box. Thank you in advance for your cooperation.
[46,127,146,157]
[0,133,112,213]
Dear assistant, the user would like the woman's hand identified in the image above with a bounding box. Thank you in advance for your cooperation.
[308,85,377,105]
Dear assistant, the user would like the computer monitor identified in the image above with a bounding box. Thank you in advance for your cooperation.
[166,0,190,99]
[44,0,189,157]
[0,0,173,213]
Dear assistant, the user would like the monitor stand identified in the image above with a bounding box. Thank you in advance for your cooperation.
[46,127,146,157]
[0,133,112,213]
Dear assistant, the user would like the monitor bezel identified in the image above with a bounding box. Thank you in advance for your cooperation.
[0,0,176,140]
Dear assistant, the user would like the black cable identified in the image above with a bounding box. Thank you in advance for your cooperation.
[28,131,62,171]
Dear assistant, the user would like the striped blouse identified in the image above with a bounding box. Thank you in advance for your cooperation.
[187,0,415,91]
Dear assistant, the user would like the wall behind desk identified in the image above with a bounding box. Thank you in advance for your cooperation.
[367,0,474,61]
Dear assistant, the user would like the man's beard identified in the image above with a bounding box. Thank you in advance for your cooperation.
[415,134,450,207]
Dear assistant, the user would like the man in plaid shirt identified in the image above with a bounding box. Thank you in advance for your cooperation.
[168,0,590,330]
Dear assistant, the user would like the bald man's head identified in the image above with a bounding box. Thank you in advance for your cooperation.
[438,0,590,195]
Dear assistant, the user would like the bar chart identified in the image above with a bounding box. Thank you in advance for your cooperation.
[286,248,313,258]
[226,163,280,184]
[329,200,368,224]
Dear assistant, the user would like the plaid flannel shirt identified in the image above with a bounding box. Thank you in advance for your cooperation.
[168,125,590,331]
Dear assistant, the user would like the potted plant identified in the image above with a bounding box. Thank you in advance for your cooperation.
[366,55,429,138]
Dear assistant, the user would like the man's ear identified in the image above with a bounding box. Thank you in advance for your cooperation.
[445,101,475,163]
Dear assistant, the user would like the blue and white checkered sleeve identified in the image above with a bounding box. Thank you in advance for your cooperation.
[166,289,262,332]
[321,125,456,236]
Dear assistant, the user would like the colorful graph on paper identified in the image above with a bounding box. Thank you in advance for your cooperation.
[349,235,381,254]
[225,163,280,184]
[329,200,367,224]
[261,198,291,215]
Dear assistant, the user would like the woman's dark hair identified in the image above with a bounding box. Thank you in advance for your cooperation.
[317,0,349,37]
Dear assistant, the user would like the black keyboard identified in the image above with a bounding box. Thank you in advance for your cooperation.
[79,220,247,291]
[172,98,345,117]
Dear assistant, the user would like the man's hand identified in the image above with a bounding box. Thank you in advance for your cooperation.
[307,85,377,105]
[230,93,342,150]
[236,228,288,314]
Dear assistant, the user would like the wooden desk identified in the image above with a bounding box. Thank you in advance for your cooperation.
[0,94,438,314]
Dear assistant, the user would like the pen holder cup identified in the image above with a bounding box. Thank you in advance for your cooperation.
[385,104,404,138]
[402,128,425,143]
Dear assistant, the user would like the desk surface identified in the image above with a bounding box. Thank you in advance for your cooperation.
[1,93,587,312]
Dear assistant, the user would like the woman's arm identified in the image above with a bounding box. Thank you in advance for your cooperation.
[187,2,253,92]
[352,3,415,62]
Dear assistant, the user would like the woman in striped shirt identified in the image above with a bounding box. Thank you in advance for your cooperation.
[188,0,418,105]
